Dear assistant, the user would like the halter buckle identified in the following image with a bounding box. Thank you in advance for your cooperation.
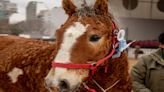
[91,62,97,67]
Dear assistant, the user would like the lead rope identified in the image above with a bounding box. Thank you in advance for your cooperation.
[83,83,96,92]
[92,79,120,92]
[83,79,120,92]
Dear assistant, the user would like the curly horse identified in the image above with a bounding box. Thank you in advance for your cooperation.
[45,0,131,92]
[0,36,56,92]
[0,0,131,92]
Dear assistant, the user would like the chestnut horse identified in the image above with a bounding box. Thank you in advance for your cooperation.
[45,0,131,92]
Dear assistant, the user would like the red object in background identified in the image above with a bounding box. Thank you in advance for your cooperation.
[130,40,160,48]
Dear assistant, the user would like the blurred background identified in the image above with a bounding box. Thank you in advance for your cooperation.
[0,0,164,67]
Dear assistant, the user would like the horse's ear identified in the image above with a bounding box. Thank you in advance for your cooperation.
[94,0,109,15]
[62,0,76,16]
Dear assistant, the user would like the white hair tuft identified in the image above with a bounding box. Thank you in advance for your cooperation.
[71,0,96,9]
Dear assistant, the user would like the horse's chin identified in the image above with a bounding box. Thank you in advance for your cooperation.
[47,89,79,92]
[46,86,59,92]
[71,83,82,92]
[46,84,81,92]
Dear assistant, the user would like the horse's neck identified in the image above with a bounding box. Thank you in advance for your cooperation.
[93,61,120,88]
[91,52,129,91]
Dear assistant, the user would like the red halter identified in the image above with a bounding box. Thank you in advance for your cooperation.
[51,21,118,92]
[52,44,118,74]
[51,21,118,75]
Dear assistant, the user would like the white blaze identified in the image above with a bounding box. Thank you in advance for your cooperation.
[52,22,88,86]
[55,22,87,63]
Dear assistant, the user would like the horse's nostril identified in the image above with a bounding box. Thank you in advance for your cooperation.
[59,79,70,90]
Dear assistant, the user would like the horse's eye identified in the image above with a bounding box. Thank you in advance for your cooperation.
[89,35,101,42]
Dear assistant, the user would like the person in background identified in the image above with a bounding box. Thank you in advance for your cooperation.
[130,32,164,92]
[134,45,144,59]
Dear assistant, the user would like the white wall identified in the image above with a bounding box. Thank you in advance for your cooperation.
[44,7,68,36]
[43,7,164,41]
[118,18,164,40]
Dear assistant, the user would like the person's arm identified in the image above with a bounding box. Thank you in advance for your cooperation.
[130,58,152,92]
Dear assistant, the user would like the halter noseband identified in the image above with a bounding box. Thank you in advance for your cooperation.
[51,21,119,92]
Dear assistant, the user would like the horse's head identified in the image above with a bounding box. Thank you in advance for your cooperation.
[45,0,116,91]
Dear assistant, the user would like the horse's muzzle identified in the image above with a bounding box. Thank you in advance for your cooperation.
[44,78,73,92]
